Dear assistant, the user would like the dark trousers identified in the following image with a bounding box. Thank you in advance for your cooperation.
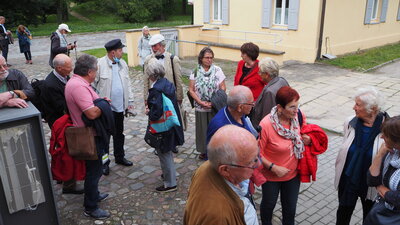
[260,176,300,225]
[84,157,102,211]
[24,51,32,60]
[1,43,8,61]
[111,111,125,159]
[336,182,374,225]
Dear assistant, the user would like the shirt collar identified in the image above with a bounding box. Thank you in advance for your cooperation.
[72,74,90,85]
[53,70,68,84]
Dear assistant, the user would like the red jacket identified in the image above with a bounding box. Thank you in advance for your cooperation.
[298,124,328,182]
[49,114,86,181]
[234,60,266,101]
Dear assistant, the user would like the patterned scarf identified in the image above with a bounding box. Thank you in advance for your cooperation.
[56,30,67,48]
[383,149,400,210]
[194,64,219,105]
[269,106,304,159]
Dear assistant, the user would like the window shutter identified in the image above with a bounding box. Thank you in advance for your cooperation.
[204,0,210,23]
[222,0,229,25]
[398,5,400,21]
[261,0,272,28]
[380,0,389,22]
[288,0,300,30]
[364,0,374,24]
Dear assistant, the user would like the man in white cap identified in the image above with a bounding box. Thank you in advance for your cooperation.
[49,23,76,68]
[143,34,183,106]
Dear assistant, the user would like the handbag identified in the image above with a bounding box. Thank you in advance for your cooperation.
[144,127,163,149]
[65,126,98,160]
[149,93,181,133]
[364,198,400,225]
[187,90,195,108]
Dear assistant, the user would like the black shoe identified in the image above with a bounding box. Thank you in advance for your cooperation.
[98,193,109,202]
[84,208,110,219]
[156,185,177,193]
[172,147,178,154]
[115,158,133,166]
[62,187,84,194]
[103,164,110,176]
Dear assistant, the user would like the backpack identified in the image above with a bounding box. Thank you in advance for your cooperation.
[30,78,46,118]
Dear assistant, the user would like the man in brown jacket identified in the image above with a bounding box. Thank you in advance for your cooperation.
[184,125,260,225]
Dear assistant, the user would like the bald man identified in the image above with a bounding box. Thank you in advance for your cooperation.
[184,125,260,225]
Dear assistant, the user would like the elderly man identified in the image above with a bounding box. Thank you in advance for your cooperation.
[184,125,260,225]
[0,55,34,107]
[93,39,134,174]
[207,85,256,144]
[252,57,289,127]
[143,34,183,106]
[42,54,73,128]
[137,26,152,66]
[0,16,11,65]
[49,23,76,68]
[65,54,110,219]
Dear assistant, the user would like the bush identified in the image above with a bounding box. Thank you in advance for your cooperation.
[116,0,172,23]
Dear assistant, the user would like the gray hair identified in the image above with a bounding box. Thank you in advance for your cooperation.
[354,86,384,113]
[147,58,165,80]
[74,54,97,76]
[227,85,252,108]
[160,40,166,47]
[208,141,239,170]
[142,26,149,31]
[259,57,279,79]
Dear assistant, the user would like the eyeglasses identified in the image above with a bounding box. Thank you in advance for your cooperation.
[240,102,255,107]
[286,103,300,111]
[0,64,8,69]
[203,57,214,60]
[224,154,261,169]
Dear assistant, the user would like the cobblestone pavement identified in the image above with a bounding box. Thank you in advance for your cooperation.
[5,32,400,225]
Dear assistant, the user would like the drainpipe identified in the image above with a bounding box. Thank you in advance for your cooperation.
[316,0,327,61]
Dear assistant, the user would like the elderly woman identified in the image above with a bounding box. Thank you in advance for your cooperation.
[252,57,289,127]
[259,86,308,225]
[16,25,32,64]
[188,47,226,160]
[146,58,184,192]
[364,116,400,224]
[234,42,266,102]
[137,26,152,66]
[334,87,388,225]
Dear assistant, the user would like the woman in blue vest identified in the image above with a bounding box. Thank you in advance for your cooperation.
[16,25,32,64]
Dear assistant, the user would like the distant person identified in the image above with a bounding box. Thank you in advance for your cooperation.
[234,42,266,102]
[93,39,134,175]
[188,47,226,160]
[252,57,289,127]
[16,25,32,64]
[0,16,12,65]
[49,23,76,68]
[137,26,152,66]
[184,125,260,225]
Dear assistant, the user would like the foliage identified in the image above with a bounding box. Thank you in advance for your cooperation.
[322,42,400,72]
[115,0,163,23]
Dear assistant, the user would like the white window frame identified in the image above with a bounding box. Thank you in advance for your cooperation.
[274,0,289,26]
[371,0,379,20]
[213,0,222,21]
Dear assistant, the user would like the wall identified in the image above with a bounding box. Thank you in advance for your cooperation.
[125,28,160,67]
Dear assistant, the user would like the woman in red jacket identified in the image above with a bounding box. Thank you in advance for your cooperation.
[234,42,266,101]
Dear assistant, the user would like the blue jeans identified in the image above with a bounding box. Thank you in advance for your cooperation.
[260,176,300,225]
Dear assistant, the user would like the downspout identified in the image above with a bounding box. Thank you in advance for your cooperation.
[316,0,327,61]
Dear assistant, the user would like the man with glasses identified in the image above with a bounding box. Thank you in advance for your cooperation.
[184,125,259,225]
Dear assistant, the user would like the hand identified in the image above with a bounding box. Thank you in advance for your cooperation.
[103,97,111,102]
[377,185,390,198]
[201,101,212,109]
[145,105,149,115]
[378,143,391,156]
[6,98,28,108]
[271,165,291,177]
[302,134,311,146]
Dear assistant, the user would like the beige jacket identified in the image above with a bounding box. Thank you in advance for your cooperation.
[93,56,134,110]
[143,52,183,102]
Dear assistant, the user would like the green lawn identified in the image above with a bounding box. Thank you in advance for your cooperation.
[83,48,144,70]
[322,42,400,72]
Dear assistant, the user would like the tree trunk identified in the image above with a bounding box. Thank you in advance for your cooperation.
[182,0,187,14]
[56,0,69,23]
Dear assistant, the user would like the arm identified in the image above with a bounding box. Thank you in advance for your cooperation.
[143,57,150,105]
[172,56,183,103]
[148,90,163,121]
[0,92,12,107]
[83,106,102,120]
[137,37,142,56]
[51,35,68,55]
[219,80,226,91]
[189,79,211,109]
[12,70,35,99]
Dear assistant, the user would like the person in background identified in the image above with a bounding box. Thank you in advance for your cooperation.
[16,25,32,64]
[137,26,152,66]
[334,87,388,225]
[188,47,226,160]
[0,16,11,65]
[251,57,289,128]
[49,23,76,68]
[234,42,265,102]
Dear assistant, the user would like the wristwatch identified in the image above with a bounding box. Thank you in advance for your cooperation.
[9,91,15,98]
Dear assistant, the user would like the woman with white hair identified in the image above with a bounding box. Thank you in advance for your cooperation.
[251,57,289,127]
[137,26,152,66]
[335,87,389,225]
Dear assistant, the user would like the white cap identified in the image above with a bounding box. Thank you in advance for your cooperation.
[149,34,165,46]
[58,23,71,32]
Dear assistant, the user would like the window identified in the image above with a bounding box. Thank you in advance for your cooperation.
[371,0,379,20]
[365,0,388,24]
[274,0,289,25]
[213,0,222,21]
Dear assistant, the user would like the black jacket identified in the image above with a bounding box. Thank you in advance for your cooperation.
[6,69,35,99]
[49,32,69,67]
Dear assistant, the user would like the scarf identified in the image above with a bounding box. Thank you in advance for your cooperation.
[382,149,400,210]
[345,112,384,187]
[269,106,304,159]
[56,30,67,48]
[194,64,219,105]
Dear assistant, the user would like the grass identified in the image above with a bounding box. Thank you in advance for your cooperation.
[321,42,400,72]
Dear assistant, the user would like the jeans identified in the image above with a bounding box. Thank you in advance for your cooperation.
[260,176,300,225]
[156,149,177,187]
[24,51,32,60]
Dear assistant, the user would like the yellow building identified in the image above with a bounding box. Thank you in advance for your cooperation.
[126,0,400,66]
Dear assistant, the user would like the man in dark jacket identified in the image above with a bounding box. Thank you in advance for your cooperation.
[42,54,73,128]
[0,16,11,65]
[49,24,76,68]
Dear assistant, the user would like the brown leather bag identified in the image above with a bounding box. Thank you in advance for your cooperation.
[65,126,98,160]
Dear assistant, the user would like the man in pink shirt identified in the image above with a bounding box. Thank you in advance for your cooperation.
[65,54,110,219]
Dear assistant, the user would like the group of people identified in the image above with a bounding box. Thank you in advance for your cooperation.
[0,20,399,225]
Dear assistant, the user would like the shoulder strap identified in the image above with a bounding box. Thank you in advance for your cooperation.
[297,109,303,128]
[170,54,177,87]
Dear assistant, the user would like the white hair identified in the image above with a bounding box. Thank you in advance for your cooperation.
[354,86,384,113]
[259,57,279,79]
[142,26,149,32]
[147,58,165,80]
